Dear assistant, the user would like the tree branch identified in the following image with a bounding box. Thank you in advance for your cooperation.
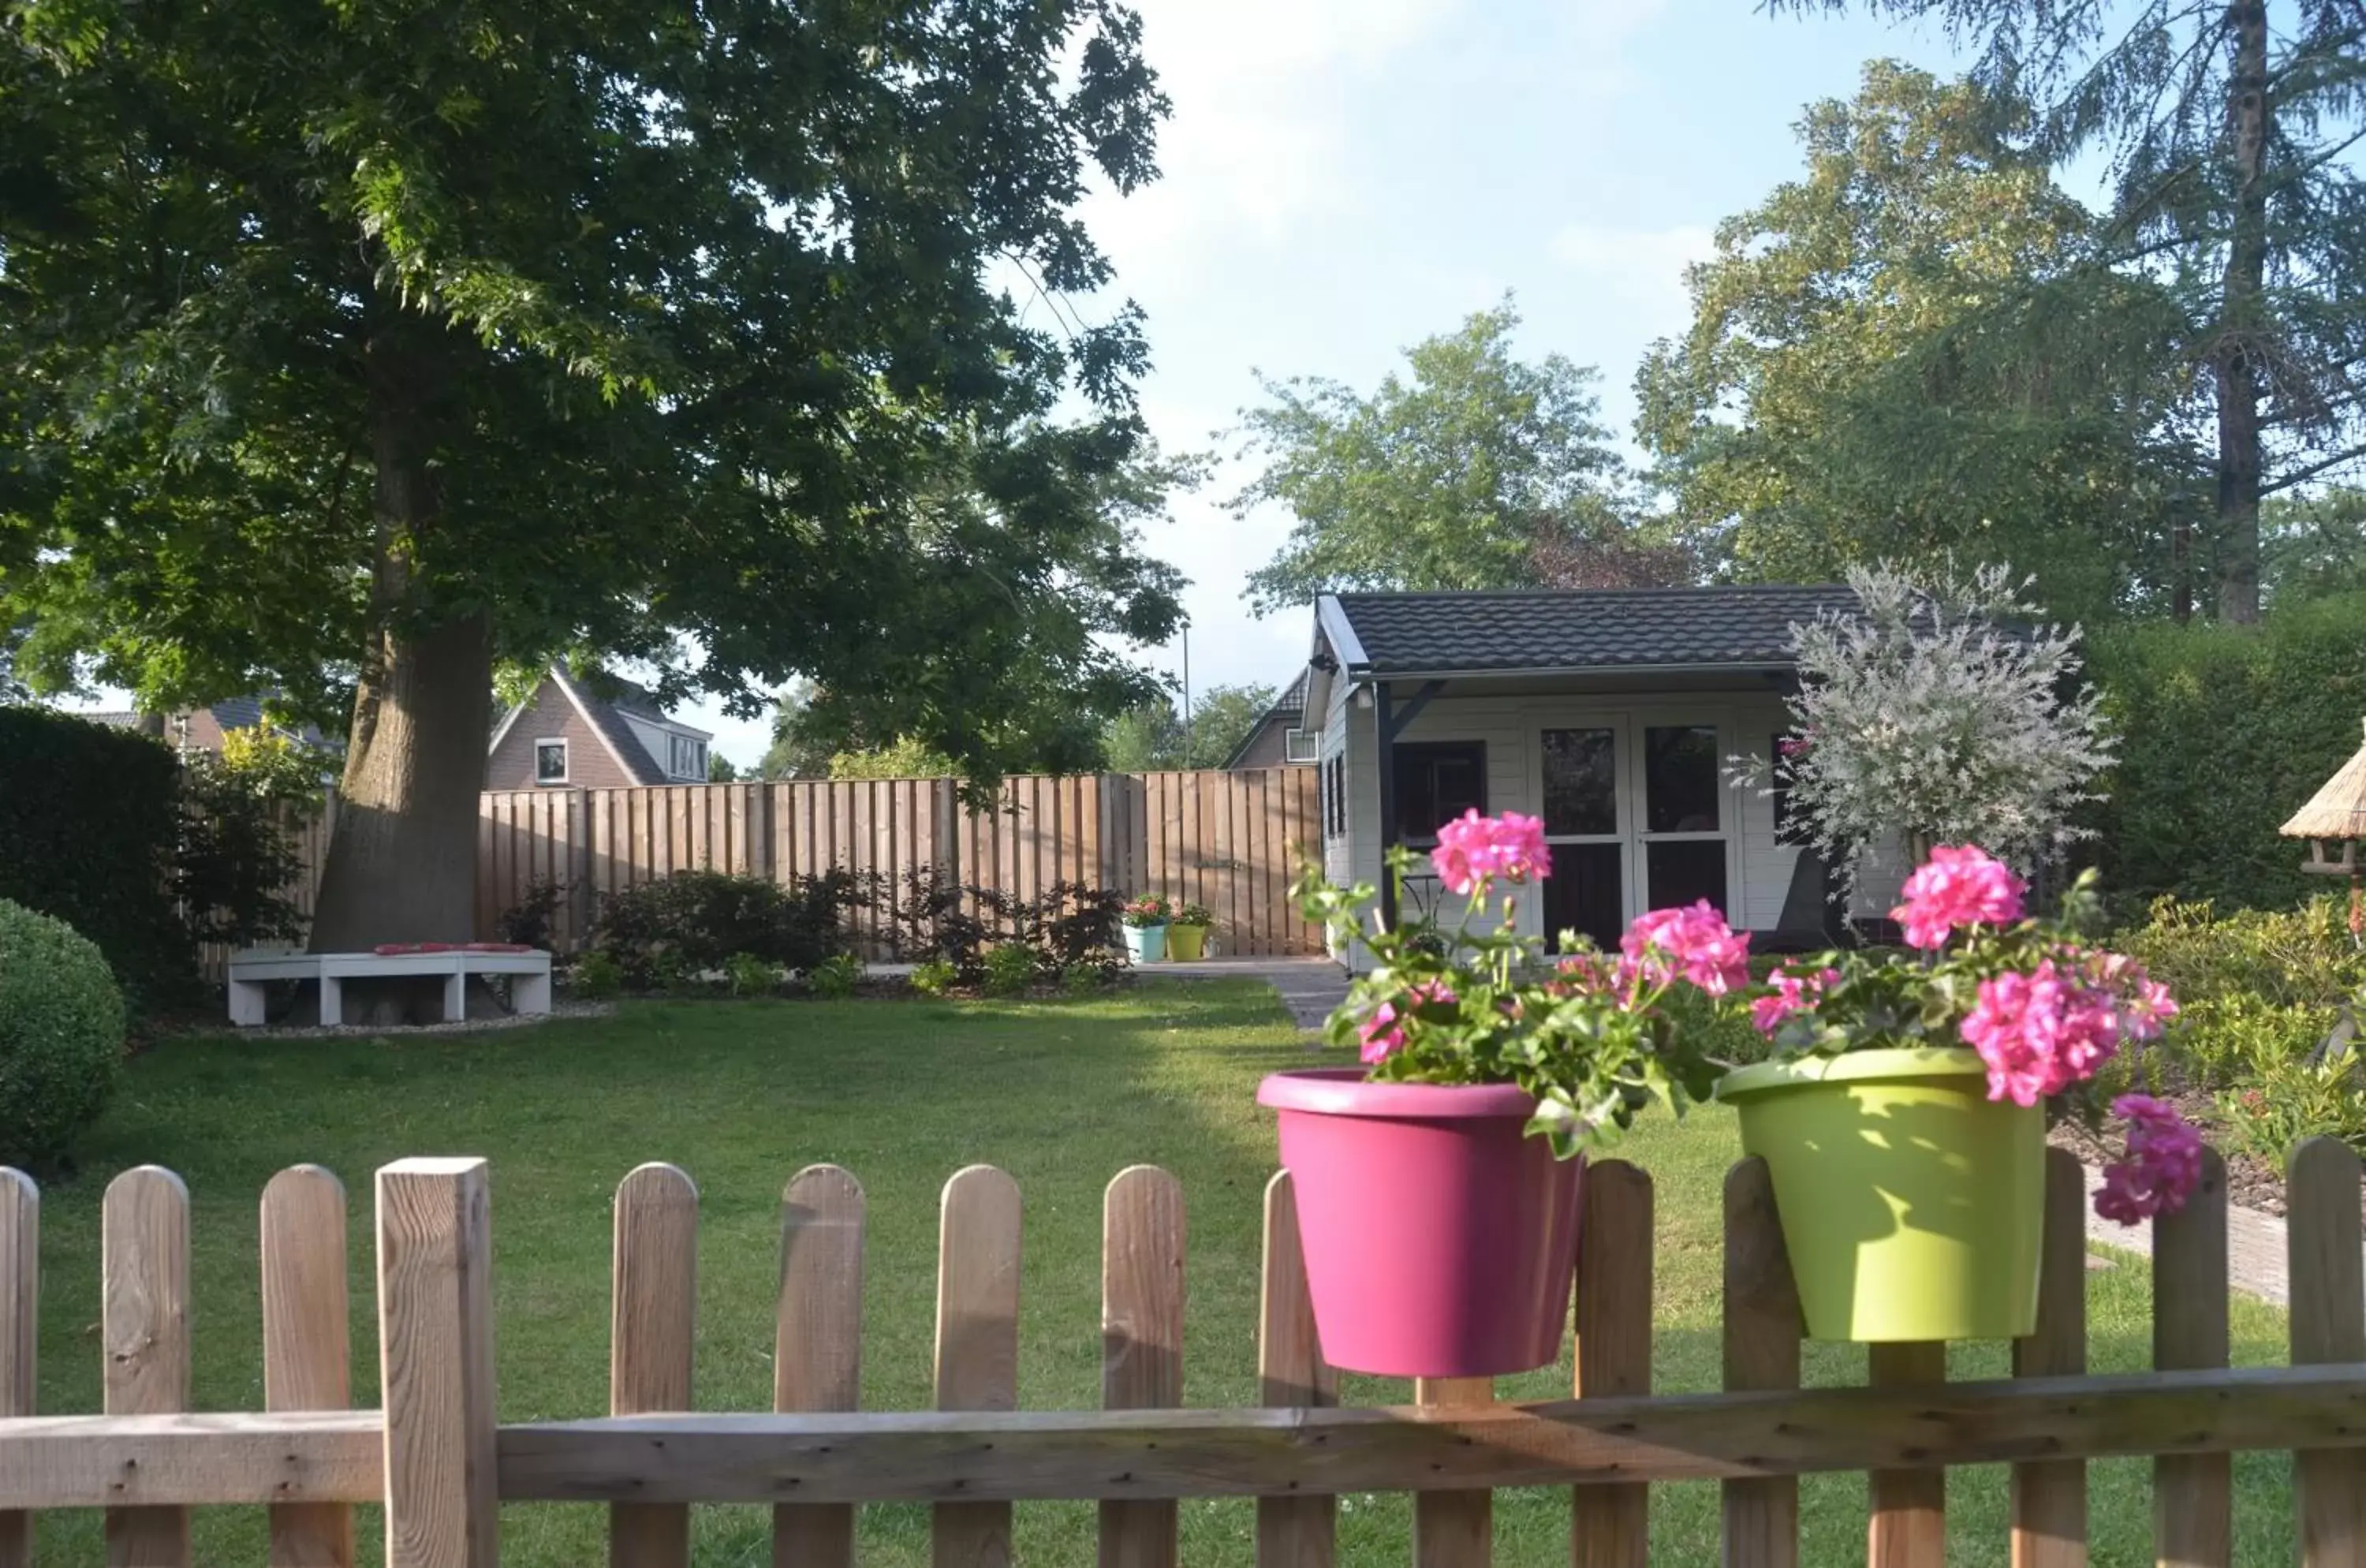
[2263,440,2366,495]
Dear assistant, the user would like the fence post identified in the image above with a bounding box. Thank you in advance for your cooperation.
[0,1170,35,1568]
[610,1164,697,1568]
[1573,1160,1651,1566]
[377,1158,498,1568]
[2288,1137,2366,1567]
[569,790,594,950]
[1722,1157,1800,1568]
[774,1165,864,1568]
[105,1166,192,1568]
[934,1166,1021,1568]
[263,1166,356,1568]
[1102,1167,1185,1568]
[1256,1172,1335,1568]
[2155,1148,2230,1568]
[2010,1149,2086,1568]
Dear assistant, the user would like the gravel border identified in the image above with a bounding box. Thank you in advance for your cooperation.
[216,998,615,1040]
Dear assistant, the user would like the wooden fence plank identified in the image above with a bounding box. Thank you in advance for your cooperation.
[935,1166,1021,1568]
[2011,1148,2088,1568]
[775,1165,865,1568]
[105,1166,192,1568]
[0,1169,35,1568]
[610,1165,697,1568]
[1102,1167,1185,1568]
[1256,1173,1335,1568]
[1414,1376,1495,1567]
[263,1167,355,1568]
[2155,1148,2231,1568]
[2289,1137,2366,1568]
[1573,1160,1651,1566]
[1722,1157,1801,1568]
[1867,1342,1946,1568]
[377,1158,498,1568]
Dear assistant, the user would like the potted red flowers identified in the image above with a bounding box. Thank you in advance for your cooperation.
[1721,846,2199,1342]
[1268,809,1737,1378]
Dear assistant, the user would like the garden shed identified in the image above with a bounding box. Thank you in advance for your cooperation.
[1302,585,1880,965]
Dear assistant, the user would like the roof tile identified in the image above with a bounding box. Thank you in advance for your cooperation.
[1330,586,1859,674]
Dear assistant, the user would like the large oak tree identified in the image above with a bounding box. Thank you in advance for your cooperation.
[1,0,1183,949]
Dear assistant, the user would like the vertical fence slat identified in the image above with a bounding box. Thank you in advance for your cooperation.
[1573,1160,1651,1566]
[2010,1148,2088,1568]
[0,1170,35,1568]
[1256,1173,1335,1568]
[263,1166,355,1568]
[1722,1157,1801,1568]
[774,1165,865,1568]
[1414,1376,1494,1567]
[2155,1148,2231,1568]
[610,1164,697,1568]
[104,1167,191,1568]
[377,1157,498,1568]
[1101,1167,1185,1568]
[935,1166,1021,1568]
[1866,1341,1946,1568]
[2290,1137,2366,1568]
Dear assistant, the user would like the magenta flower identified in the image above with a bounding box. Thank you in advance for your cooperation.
[2083,951,2181,1042]
[1750,966,1842,1036]
[2094,1094,2205,1224]
[1891,845,2027,950]
[1357,980,1457,1064]
[1621,901,1752,998]
[1430,809,1552,895]
[1961,958,2130,1107]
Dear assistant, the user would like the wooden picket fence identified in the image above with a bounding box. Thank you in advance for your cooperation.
[7,1140,2363,1568]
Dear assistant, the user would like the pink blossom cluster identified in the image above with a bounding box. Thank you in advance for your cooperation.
[1621,901,1752,998]
[1959,950,2180,1107]
[1358,980,1457,1064]
[1891,846,2027,950]
[1430,809,1551,895]
[1750,966,1842,1036]
[2094,1094,2206,1223]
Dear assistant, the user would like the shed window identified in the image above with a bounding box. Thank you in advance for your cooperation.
[1390,741,1486,845]
[534,739,568,785]
[1283,727,1319,764]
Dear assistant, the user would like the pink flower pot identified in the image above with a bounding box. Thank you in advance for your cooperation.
[1256,1068,1584,1378]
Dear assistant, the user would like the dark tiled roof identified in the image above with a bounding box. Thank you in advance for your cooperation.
[1273,666,1309,714]
[209,696,264,730]
[554,670,669,785]
[1221,669,1315,769]
[1329,586,1860,675]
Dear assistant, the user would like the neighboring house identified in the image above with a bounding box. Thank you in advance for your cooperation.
[486,666,715,790]
[1302,586,1875,969]
[88,696,334,758]
[1222,670,1320,770]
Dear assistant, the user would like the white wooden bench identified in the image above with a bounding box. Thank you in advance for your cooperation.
[226,948,553,1027]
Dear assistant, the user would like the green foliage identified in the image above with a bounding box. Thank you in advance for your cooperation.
[884,869,1121,986]
[0,898,126,1170]
[829,737,960,781]
[1636,63,2194,620]
[1121,894,1172,928]
[175,730,326,953]
[2088,593,2366,909]
[726,953,782,999]
[1061,961,1108,996]
[981,943,1043,998]
[2115,896,2366,1016]
[1233,301,1671,614]
[0,708,188,1006]
[2263,490,2366,608]
[2216,1049,2366,1168]
[1172,903,1214,928]
[706,753,741,783]
[803,953,864,1001]
[569,950,625,1002]
[590,871,872,990]
[1099,685,1275,771]
[909,959,961,997]
[495,879,563,950]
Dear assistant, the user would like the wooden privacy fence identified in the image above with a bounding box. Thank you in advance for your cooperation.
[11,1139,2364,1567]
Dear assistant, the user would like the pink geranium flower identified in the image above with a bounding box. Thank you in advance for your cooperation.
[1430,810,1551,895]
[1358,980,1457,1063]
[1621,901,1752,998]
[2094,1093,2204,1223]
[1892,845,2027,950]
[1750,966,1841,1036]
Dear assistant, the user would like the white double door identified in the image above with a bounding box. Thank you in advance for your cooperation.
[1534,711,1734,950]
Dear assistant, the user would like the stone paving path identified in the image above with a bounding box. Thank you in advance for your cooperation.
[2083,1163,2293,1305]
[1136,955,1350,1033]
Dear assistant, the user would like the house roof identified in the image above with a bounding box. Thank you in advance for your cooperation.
[1219,669,1315,769]
[1320,585,1860,678]
[487,665,711,786]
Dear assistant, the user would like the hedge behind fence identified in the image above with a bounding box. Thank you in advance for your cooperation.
[2088,592,2366,912]
[0,707,189,1004]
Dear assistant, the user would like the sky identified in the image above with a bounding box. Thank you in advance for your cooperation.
[682,0,1975,767]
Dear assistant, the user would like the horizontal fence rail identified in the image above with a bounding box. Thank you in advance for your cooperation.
[3,1139,2364,1566]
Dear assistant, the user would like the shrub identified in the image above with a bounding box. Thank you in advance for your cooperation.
[589,869,874,988]
[2088,590,2366,910]
[726,952,782,998]
[981,943,1040,998]
[497,878,564,949]
[0,899,127,1169]
[570,950,625,1000]
[886,870,1121,985]
[174,748,314,954]
[2216,1048,2366,1167]
[910,958,960,996]
[0,708,188,1006]
[2117,895,2366,1012]
[804,952,864,1000]
[1061,961,1107,997]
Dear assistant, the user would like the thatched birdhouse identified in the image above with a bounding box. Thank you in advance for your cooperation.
[2282,717,2366,883]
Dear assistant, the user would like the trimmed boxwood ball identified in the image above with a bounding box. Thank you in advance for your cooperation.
[0,898,128,1170]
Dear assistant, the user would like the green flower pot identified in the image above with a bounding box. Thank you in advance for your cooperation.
[1167,924,1207,961]
[1717,1047,2043,1342]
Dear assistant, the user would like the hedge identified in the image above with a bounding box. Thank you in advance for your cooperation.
[2087,592,2366,911]
[0,707,191,1005]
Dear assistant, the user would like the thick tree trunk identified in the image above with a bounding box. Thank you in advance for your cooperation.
[309,322,490,960]
[2215,0,2270,624]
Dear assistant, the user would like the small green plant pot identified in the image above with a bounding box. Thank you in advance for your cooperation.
[1717,1047,2043,1342]
[1121,923,1167,964]
[1166,924,1207,961]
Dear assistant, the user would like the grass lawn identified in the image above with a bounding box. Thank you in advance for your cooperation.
[25,981,2293,1566]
